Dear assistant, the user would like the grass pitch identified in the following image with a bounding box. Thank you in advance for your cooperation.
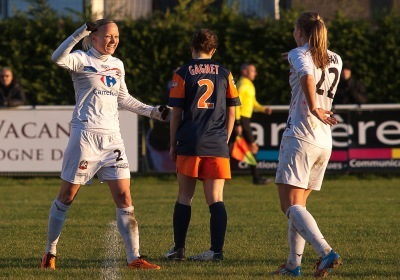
[0,175,399,279]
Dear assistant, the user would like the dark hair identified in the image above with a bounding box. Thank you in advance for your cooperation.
[190,29,218,53]
[240,62,255,73]
[296,12,329,69]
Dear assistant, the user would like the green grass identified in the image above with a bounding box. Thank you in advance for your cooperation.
[0,175,399,279]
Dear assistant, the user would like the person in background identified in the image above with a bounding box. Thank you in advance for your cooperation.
[333,62,367,105]
[166,28,240,261]
[40,19,170,271]
[0,67,26,107]
[274,11,342,277]
[231,63,272,185]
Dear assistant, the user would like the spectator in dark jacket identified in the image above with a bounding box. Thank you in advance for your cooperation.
[0,67,26,107]
[334,62,367,105]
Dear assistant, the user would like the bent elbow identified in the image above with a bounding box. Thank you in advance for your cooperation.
[51,52,61,64]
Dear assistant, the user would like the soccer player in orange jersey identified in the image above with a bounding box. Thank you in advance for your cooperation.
[166,29,240,261]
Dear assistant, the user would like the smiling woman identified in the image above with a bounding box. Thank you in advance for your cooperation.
[82,19,119,55]
[40,19,172,271]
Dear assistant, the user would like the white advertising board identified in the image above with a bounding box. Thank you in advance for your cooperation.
[0,106,138,172]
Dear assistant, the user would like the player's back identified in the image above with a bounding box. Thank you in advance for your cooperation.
[169,58,238,157]
[285,45,342,149]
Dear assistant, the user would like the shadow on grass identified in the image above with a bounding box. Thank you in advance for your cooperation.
[0,257,120,269]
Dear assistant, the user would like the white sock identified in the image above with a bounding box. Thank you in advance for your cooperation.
[116,206,139,263]
[287,205,332,258]
[46,199,70,255]
[286,216,306,270]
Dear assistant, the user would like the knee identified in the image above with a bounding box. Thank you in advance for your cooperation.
[115,192,132,208]
[57,192,76,205]
[177,195,192,205]
[177,191,194,205]
[57,181,80,205]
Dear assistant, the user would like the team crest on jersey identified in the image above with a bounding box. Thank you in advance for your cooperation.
[78,160,88,170]
[100,75,117,87]
[83,66,97,72]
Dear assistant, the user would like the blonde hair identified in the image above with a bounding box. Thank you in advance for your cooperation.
[296,12,330,69]
[82,36,92,51]
[82,19,115,51]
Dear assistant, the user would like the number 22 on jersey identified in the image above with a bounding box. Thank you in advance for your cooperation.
[315,67,339,99]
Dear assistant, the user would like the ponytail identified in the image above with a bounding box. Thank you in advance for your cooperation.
[82,36,92,51]
[297,12,330,69]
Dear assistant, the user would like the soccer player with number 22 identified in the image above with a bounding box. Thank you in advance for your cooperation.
[274,12,343,277]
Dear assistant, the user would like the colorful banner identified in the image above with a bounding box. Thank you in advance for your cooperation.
[2,105,398,174]
[143,105,400,174]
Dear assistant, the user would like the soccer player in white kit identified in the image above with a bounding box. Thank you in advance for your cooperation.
[40,19,170,270]
[273,12,343,277]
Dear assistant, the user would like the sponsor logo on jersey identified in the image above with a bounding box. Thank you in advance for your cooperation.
[83,66,98,73]
[100,75,117,87]
[78,160,88,170]
[93,88,118,96]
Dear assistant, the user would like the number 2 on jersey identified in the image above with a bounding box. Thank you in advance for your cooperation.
[197,79,215,109]
[315,67,339,99]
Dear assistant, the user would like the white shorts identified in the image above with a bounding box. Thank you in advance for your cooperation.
[275,136,331,191]
[61,128,131,185]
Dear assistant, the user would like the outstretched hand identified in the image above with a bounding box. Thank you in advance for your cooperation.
[311,108,338,126]
[150,105,172,122]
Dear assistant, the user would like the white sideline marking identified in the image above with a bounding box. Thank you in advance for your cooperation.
[101,221,122,280]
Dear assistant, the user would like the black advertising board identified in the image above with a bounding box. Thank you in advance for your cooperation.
[144,105,400,174]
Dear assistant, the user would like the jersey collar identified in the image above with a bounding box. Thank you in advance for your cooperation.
[88,47,111,62]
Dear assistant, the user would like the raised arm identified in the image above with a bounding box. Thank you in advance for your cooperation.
[51,23,90,71]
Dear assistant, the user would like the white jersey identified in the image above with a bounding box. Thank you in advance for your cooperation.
[283,43,342,149]
[52,30,153,134]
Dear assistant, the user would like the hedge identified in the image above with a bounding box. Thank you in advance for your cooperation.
[0,0,399,106]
